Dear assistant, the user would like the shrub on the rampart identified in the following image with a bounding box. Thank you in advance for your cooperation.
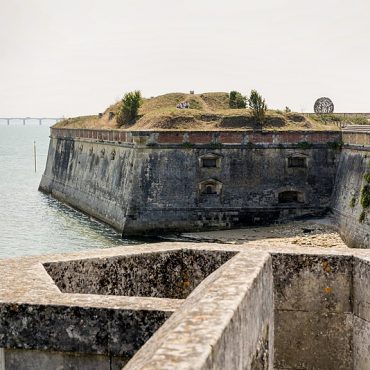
[350,116,368,125]
[364,173,370,183]
[116,90,142,126]
[248,90,267,125]
[229,91,247,109]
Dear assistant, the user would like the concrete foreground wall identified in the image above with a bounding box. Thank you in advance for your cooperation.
[3,244,370,368]
[125,249,274,370]
[273,253,353,369]
[0,244,275,370]
[126,250,370,370]
[0,349,127,370]
[39,129,341,235]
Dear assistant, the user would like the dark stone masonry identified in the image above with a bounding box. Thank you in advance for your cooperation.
[39,128,369,249]
[39,130,339,231]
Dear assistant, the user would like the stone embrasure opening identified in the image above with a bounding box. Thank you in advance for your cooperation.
[43,249,237,299]
[278,190,304,204]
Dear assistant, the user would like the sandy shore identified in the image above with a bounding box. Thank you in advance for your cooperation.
[178,218,348,250]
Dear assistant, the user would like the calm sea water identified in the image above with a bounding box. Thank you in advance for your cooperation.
[0,122,135,259]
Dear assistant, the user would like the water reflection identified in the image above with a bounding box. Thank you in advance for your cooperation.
[40,192,134,247]
[0,124,139,259]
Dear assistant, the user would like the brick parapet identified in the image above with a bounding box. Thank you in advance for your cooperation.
[50,128,342,147]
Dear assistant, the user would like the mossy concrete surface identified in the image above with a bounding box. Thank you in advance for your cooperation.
[2,243,370,369]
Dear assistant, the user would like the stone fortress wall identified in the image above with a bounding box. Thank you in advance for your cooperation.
[39,127,370,248]
[332,130,370,248]
[40,129,341,231]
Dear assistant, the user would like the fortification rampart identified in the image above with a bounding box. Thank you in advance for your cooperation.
[50,127,340,146]
[332,130,370,248]
[39,129,342,236]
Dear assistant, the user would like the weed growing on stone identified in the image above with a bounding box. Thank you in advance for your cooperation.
[327,141,343,150]
[350,197,356,208]
[181,142,194,149]
[360,185,370,208]
[209,142,223,150]
[297,141,313,150]
[359,210,366,223]
[364,173,370,183]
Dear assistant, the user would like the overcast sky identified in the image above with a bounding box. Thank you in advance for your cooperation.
[1,0,370,116]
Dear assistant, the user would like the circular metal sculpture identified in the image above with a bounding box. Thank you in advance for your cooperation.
[314,97,334,114]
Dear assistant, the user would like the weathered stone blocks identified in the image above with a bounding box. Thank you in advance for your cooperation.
[39,131,341,235]
[44,249,236,299]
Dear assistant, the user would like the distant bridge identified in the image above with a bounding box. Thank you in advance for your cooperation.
[0,117,64,125]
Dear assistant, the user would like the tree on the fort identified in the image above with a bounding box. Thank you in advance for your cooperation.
[117,90,143,126]
[229,91,247,109]
[248,90,267,125]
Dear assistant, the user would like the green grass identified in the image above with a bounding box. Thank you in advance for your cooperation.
[310,114,369,126]
[351,116,369,125]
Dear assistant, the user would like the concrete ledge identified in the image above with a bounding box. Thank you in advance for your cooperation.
[2,244,370,369]
[125,249,273,370]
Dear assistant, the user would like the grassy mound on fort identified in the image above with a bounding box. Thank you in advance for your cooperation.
[55,92,341,131]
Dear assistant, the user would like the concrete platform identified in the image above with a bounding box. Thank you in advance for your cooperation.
[1,242,370,369]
